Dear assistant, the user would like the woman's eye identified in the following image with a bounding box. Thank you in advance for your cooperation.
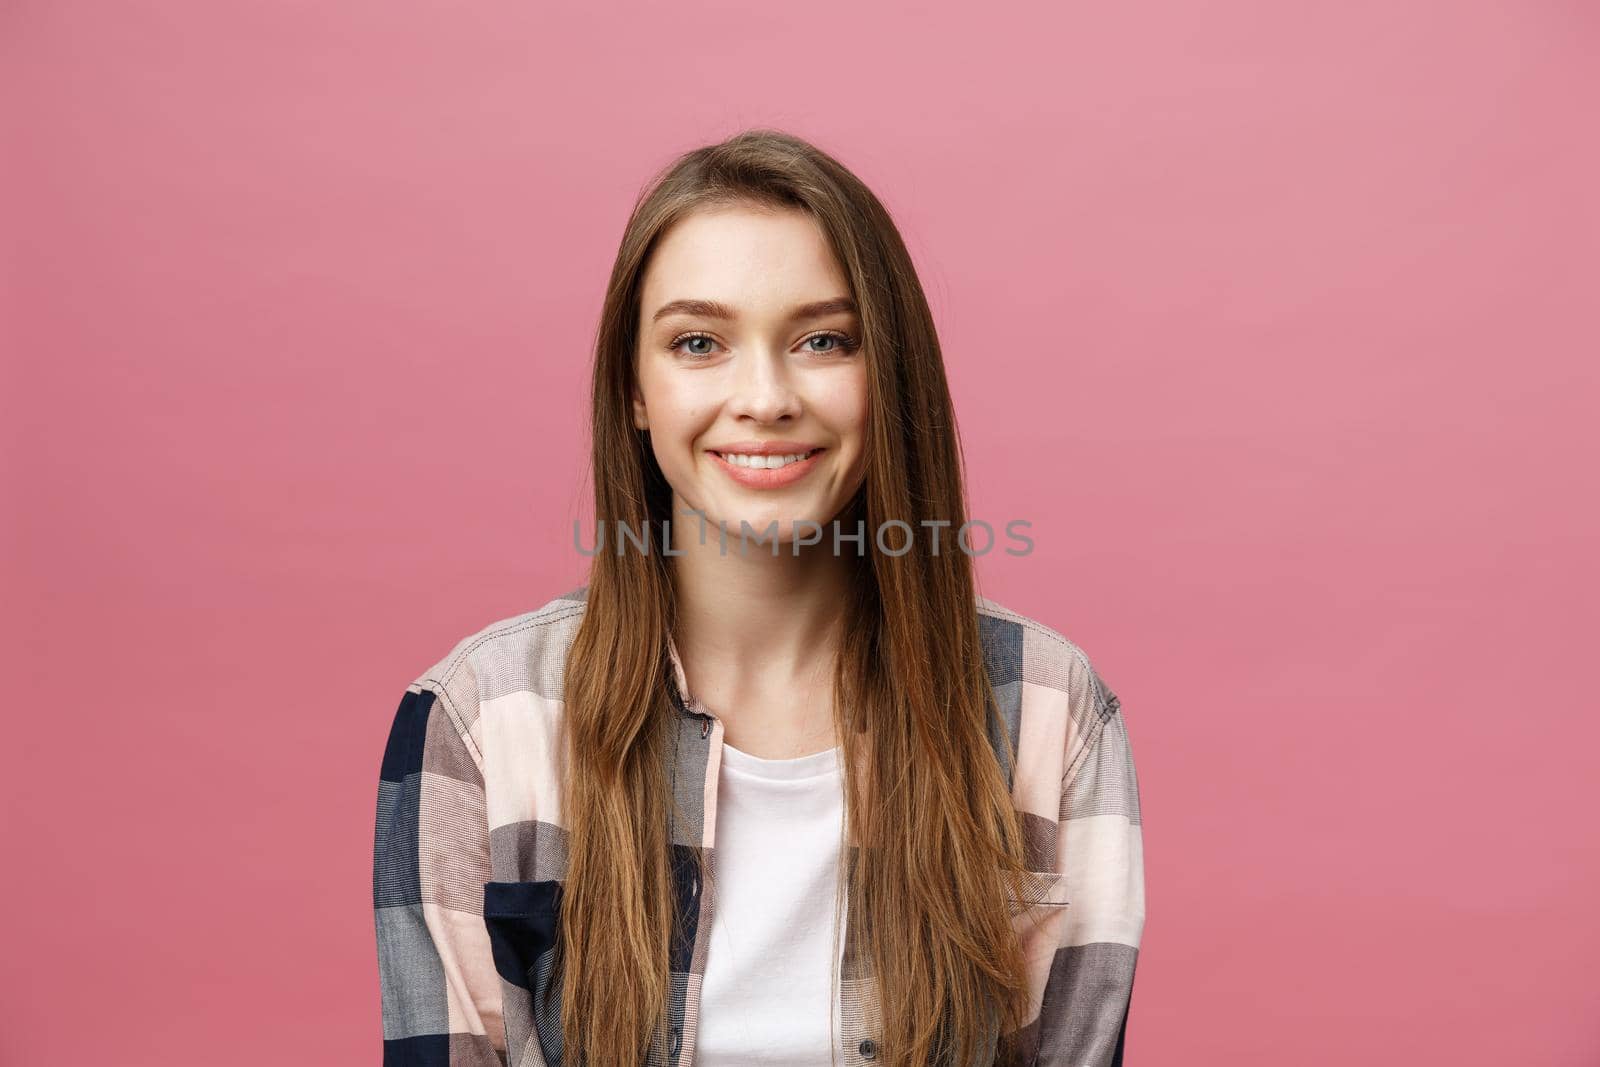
[804,331,859,354]
[668,333,719,358]
[667,330,859,358]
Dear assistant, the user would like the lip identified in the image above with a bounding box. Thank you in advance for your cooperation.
[707,446,825,489]
[706,440,824,456]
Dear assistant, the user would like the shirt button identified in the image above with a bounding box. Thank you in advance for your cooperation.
[858,1037,877,1059]
[669,1027,681,1055]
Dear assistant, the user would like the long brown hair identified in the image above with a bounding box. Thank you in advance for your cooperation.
[560,128,1038,1067]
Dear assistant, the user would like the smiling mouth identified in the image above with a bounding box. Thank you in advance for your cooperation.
[709,448,824,470]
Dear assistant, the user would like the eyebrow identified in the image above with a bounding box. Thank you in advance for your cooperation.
[649,296,857,324]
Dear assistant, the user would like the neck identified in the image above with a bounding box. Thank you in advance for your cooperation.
[665,503,855,719]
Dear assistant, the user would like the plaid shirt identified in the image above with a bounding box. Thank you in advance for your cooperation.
[374,586,1145,1066]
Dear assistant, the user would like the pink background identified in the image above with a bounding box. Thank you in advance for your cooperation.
[3,1,1596,1064]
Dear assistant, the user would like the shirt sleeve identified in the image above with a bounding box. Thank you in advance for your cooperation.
[373,679,508,1066]
[1036,674,1146,1067]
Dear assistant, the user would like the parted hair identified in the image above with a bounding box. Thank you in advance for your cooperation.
[560,128,1039,1067]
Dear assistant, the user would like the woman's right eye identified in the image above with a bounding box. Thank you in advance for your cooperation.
[668,332,719,358]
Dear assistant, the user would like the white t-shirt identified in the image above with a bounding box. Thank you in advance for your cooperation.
[694,739,847,1066]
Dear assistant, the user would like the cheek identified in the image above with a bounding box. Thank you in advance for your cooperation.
[815,367,870,442]
[640,373,713,437]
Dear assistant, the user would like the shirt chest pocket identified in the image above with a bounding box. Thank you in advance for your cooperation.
[1005,868,1070,911]
[1004,869,1071,966]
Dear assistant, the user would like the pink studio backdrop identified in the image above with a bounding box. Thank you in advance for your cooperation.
[3,2,1596,1064]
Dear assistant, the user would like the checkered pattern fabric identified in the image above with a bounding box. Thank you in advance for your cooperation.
[374,586,1144,1066]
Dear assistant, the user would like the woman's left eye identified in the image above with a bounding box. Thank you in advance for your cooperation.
[802,331,860,354]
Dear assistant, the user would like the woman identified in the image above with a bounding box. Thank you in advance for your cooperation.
[374,129,1146,1067]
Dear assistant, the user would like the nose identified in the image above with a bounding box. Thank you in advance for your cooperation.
[727,345,801,423]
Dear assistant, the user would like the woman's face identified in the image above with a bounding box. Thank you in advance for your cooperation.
[632,203,870,547]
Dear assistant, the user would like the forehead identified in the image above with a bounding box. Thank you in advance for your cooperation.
[638,204,851,316]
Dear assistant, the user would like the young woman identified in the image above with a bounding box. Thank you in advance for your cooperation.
[374,129,1146,1067]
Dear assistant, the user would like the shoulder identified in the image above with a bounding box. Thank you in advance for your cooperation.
[975,593,1121,725]
[975,594,1131,812]
[408,585,591,729]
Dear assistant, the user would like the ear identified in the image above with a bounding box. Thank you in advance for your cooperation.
[631,388,649,432]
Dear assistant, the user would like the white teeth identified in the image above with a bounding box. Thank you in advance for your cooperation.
[717,449,816,469]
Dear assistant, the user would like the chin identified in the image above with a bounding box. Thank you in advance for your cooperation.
[722,515,820,544]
